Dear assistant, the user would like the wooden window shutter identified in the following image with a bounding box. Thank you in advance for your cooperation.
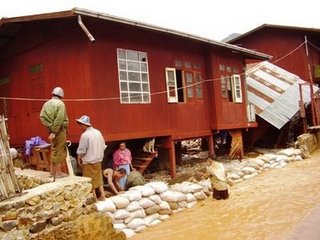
[165,68,178,103]
[231,74,243,103]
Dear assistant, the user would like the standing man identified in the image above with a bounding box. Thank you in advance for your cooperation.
[113,142,135,189]
[40,87,69,179]
[76,115,106,201]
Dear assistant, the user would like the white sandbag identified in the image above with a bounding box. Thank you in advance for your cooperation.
[253,159,265,167]
[113,209,130,219]
[114,223,126,230]
[193,191,207,200]
[178,201,188,208]
[126,201,143,212]
[256,156,270,163]
[109,196,130,209]
[127,218,146,230]
[187,201,197,208]
[275,155,289,162]
[270,163,279,168]
[227,172,241,180]
[150,219,162,226]
[135,225,147,233]
[146,181,168,194]
[174,191,187,202]
[189,183,204,193]
[277,148,298,157]
[121,190,142,202]
[295,155,303,161]
[159,201,171,210]
[262,163,271,169]
[170,183,184,193]
[244,161,260,170]
[241,167,256,174]
[113,219,124,224]
[198,179,212,191]
[121,228,136,238]
[140,186,156,197]
[149,194,162,204]
[263,154,278,160]
[124,209,146,224]
[235,171,245,178]
[160,191,178,202]
[186,193,197,203]
[243,172,258,180]
[233,179,243,183]
[95,199,116,213]
[158,214,169,221]
[279,161,287,167]
[139,197,156,209]
[144,213,160,226]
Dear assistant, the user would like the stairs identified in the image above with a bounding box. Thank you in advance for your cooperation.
[133,151,157,174]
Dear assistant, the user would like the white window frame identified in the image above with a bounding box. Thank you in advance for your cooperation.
[165,68,178,103]
[117,48,151,104]
[231,74,243,103]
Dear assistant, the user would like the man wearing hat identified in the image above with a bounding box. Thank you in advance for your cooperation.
[40,87,69,179]
[76,115,106,201]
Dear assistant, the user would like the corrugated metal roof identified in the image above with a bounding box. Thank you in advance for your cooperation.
[246,61,319,129]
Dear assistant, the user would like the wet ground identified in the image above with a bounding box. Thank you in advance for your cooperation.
[131,149,320,240]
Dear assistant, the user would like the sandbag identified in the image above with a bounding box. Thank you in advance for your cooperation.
[135,225,148,233]
[189,183,204,193]
[146,182,168,194]
[187,201,197,208]
[95,199,116,213]
[168,202,179,210]
[113,209,130,219]
[198,179,212,191]
[121,228,136,238]
[124,209,146,224]
[149,194,162,204]
[139,197,156,209]
[150,219,162,226]
[113,219,124,224]
[235,171,245,178]
[109,196,130,209]
[144,213,160,226]
[127,218,146,230]
[174,191,187,202]
[244,161,260,170]
[158,214,169,221]
[227,172,241,180]
[277,148,299,157]
[193,191,207,200]
[243,172,258,180]
[178,201,188,208]
[253,159,265,167]
[262,163,271,169]
[241,167,256,174]
[160,191,178,202]
[275,155,289,162]
[263,154,278,161]
[159,209,173,215]
[159,201,171,210]
[120,190,142,202]
[186,193,196,203]
[126,201,143,212]
[140,186,156,197]
[145,205,161,215]
[114,223,126,230]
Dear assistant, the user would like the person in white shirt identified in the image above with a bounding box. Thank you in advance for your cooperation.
[76,115,106,201]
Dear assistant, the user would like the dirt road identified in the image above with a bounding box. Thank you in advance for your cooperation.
[131,149,320,240]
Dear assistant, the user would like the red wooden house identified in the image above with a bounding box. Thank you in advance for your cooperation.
[0,8,270,177]
[227,24,320,84]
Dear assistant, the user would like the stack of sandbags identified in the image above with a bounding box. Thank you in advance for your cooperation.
[226,147,304,185]
[95,181,210,238]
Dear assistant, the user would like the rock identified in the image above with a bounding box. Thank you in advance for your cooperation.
[65,206,83,221]
[17,213,33,230]
[36,208,60,220]
[0,203,12,214]
[2,209,18,221]
[64,191,76,201]
[1,220,18,231]
[50,215,64,226]
[12,201,25,210]
[145,205,161,215]
[29,220,47,233]
[26,196,41,206]
[84,194,96,206]
[43,202,54,211]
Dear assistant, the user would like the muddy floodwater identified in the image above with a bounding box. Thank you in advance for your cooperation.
[131,150,320,240]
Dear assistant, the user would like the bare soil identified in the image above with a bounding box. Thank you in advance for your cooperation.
[131,149,320,240]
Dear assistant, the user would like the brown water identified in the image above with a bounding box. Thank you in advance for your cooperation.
[131,150,320,240]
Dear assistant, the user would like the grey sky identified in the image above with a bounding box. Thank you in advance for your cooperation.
[0,0,319,41]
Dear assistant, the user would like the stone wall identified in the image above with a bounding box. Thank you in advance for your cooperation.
[0,173,125,240]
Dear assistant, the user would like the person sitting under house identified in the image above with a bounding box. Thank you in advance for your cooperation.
[103,168,127,195]
[113,142,135,189]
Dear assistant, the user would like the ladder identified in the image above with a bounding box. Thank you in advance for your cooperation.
[132,151,157,174]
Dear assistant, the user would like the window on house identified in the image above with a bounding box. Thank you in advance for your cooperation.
[185,72,194,98]
[220,75,228,98]
[195,72,203,98]
[117,49,150,103]
[165,68,185,103]
[231,74,243,103]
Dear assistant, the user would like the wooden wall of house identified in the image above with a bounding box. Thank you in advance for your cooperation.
[0,18,212,144]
